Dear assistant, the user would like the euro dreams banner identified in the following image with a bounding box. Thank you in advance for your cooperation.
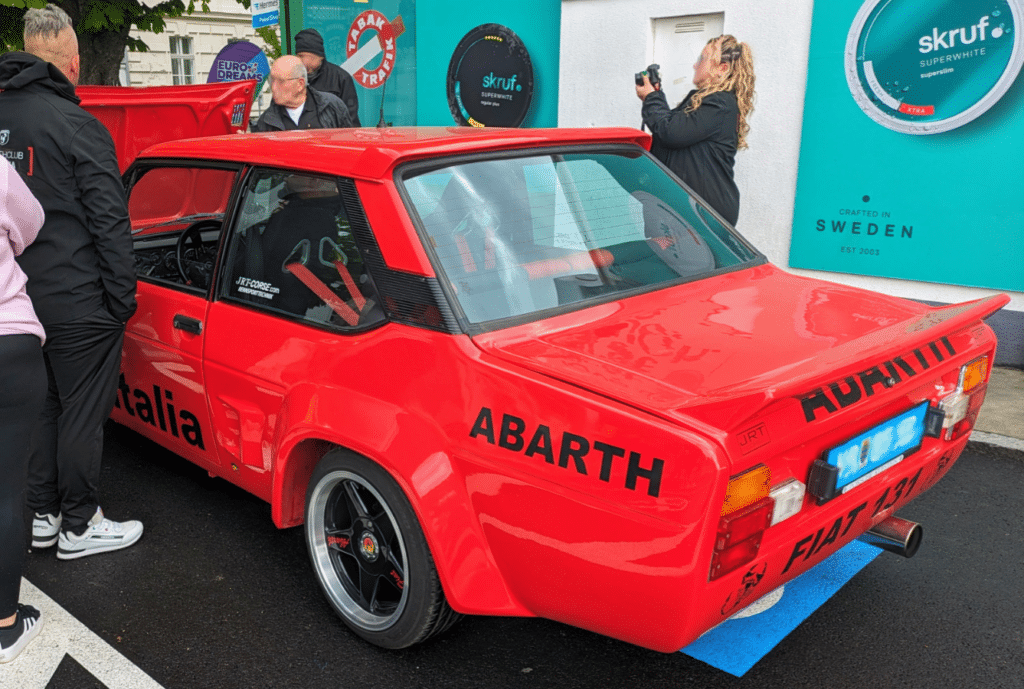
[790,0,1024,292]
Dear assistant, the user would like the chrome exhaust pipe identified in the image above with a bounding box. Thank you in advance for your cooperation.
[857,516,922,558]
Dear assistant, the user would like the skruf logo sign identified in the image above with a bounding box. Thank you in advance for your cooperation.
[845,0,1024,134]
[446,24,535,128]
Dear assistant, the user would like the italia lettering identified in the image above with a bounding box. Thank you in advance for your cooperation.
[469,407,665,497]
[115,374,205,449]
[800,337,956,422]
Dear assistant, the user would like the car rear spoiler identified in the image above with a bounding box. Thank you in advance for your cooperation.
[721,294,1011,405]
[78,81,257,172]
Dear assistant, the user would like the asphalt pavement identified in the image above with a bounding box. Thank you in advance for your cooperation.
[1,367,1021,689]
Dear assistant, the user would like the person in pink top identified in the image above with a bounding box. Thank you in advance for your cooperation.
[0,159,47,664]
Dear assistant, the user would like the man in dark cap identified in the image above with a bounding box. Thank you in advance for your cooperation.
[295,28,360,127]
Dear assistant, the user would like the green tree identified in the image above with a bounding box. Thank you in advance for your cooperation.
[255,25,279,60]
[1,0,255,85]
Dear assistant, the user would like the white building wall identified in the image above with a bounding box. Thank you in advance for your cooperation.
[559,0,1024,322]
[123,0,274,114]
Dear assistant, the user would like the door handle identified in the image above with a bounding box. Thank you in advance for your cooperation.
[173,314,203,335]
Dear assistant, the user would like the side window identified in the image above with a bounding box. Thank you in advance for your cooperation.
[129,165,239,292]
[223,169,384,330]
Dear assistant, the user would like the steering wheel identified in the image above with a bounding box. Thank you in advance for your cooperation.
[176,220,221,289]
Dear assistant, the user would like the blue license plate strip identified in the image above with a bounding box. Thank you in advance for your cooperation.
[827,401,929,492]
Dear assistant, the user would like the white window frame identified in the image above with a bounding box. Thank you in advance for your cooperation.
[170,36,194,86]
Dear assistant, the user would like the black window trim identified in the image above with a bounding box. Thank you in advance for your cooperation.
[213,164,391,336]
[125,158,246,300]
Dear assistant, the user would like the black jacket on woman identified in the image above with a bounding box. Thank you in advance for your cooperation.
[641,89,740,226]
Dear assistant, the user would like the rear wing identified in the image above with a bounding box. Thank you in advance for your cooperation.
[78,81,257,172]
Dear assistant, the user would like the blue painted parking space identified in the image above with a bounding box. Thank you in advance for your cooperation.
[681,540,882,676]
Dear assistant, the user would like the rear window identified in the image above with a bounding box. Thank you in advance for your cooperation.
[401,150,759,325]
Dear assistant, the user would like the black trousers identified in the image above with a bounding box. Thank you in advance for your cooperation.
[26,308,125,536]
[0,334,47,619]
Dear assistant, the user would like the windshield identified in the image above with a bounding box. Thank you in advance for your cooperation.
[401,150,760,325]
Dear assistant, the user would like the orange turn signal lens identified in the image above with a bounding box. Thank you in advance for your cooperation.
[960,356,988,393]
[721,464,771,516]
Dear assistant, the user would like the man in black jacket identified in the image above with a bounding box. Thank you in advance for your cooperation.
[295,27,361,127]
[0,4,143,560]
[253,55,354,132]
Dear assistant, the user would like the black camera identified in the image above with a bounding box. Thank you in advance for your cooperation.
[634,64,661,88]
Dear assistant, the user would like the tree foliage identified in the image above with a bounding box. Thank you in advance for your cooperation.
[1,0,256,84]
[255,24,280,60]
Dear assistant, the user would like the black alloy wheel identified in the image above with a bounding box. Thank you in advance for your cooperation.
[304,450,462,649]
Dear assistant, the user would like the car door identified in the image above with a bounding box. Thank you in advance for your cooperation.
[200,168,387,502]
[116,162,243,474]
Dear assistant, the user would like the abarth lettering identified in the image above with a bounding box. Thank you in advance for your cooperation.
[800,337,956,422]
[115,374,206,449]
[470,407,665,497]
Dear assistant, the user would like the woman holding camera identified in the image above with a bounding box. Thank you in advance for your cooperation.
[636,35,755,226]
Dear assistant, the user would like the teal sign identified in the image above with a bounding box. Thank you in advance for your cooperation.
[303,1,416,126]
[790,0,1024,292]
[846,0,1022,134]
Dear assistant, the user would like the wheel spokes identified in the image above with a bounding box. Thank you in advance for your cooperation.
[325,526,354,555]
[359,567,381,612]
[343,480,372,521]
[385,552,406,592]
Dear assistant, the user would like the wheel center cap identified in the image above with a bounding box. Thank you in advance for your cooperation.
[359,531,380,562]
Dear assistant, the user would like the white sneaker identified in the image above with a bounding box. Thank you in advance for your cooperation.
[56,507,143,560]
[32,512,62,548]
[0,604,44,664]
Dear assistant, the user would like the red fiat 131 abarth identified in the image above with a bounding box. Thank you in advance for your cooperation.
[113,127,1007,652]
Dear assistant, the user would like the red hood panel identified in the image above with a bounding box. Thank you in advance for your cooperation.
[78,81,256,172]
[473,265,1007,423]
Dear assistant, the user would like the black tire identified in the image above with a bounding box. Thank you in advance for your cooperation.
[304,450,462,649]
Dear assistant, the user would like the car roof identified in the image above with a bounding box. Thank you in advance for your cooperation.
[136,126,653,180]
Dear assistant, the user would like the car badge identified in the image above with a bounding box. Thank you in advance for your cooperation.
[360,532,379,561]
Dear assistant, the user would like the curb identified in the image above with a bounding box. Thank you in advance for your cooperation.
[967,431,1024,460]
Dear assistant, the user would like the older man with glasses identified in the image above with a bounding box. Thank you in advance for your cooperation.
[252,55,355,132]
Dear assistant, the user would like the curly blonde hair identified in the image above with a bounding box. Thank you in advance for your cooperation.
[685,35,756,149]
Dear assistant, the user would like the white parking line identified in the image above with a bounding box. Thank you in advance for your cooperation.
[0,578,165,689]
[970,431,1024,454]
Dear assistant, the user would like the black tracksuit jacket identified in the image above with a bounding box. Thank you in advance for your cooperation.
[0,52,136,326]
[642,89,741,226]
[308,60,361,127]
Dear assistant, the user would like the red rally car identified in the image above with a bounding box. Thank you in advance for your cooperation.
[114,126,1007,653]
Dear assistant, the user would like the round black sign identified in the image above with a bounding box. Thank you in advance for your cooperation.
[446,24,534,128]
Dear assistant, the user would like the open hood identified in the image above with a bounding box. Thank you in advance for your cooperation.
[78,81,257,172]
